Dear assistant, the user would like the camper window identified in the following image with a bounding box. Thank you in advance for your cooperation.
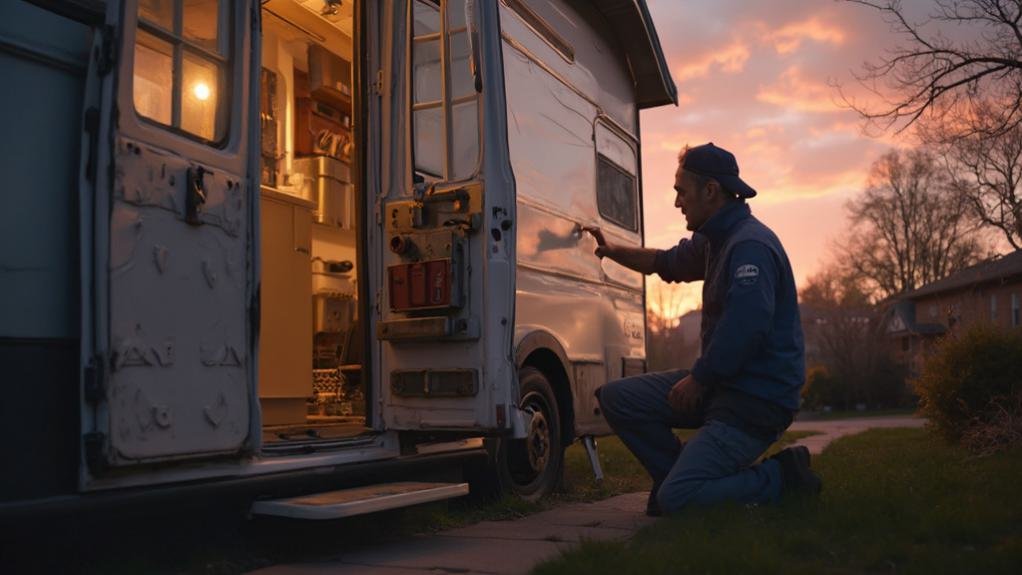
[134,0,230,143]
[411,0,481,181]
[596,155,638,231]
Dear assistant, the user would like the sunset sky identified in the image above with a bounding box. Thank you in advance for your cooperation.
[638,0,919,319]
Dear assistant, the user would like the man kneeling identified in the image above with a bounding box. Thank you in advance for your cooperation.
[586,143,820,516]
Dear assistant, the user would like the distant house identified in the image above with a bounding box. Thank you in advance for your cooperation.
[885,250,1022,376]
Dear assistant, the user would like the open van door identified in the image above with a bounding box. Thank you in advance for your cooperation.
[79,0,259,482]
[371,0,518,434]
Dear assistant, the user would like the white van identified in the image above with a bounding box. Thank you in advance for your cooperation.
[0,0,675,519]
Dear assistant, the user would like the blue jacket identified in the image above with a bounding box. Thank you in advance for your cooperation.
[655,202,805,413]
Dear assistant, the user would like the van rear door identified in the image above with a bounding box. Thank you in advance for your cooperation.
[79,0,259,482]
[370,0,517,433]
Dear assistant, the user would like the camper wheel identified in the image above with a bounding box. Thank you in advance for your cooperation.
[501,366,565,501]
[466,366,565,502]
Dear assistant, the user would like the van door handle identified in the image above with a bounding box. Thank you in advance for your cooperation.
[571,222,583,241]
[186,166,211,226]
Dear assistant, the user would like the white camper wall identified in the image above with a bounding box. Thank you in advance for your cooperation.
[501,0,646,435]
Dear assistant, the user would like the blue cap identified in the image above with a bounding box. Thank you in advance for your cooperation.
[681,143,757,199]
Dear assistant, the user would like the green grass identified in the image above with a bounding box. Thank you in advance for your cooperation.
[534,428,1022,575]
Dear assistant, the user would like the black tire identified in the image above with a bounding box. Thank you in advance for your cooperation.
[496,366,565,502]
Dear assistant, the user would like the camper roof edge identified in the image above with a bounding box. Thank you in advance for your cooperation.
[591,0,677,109]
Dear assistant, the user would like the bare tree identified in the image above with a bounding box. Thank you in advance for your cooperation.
[843,1,1022,247]
[923,117,1022,249]
[645,278,700,372]
[800,264,906,408]
[841,0,1022,139]
[840,149,987,300]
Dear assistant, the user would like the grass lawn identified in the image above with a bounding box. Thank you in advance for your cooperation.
[534,428,1022,575]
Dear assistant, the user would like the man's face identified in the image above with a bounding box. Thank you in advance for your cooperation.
[674,167,713,231]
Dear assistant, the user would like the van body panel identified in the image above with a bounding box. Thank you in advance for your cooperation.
[502,0,646,439]
[0,1,90,340]
[498,0,637,136]
[79,0,259,481]
[83,431,400,492]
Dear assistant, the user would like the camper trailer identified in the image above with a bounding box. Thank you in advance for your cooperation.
[0,0,676,520]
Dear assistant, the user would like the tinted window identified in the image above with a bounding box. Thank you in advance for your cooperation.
[596,155,637,231]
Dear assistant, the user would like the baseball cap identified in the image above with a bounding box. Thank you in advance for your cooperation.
[680,142,757,199]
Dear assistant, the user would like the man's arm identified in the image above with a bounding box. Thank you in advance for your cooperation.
[584,226,658,273]
[690,241,778,385]
[583,227,705,281]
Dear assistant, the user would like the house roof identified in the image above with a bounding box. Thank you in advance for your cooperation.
[903,250,1022,300]
[592,0,678,109]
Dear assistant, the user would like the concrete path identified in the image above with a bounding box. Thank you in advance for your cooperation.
[788,415,925,455]
[248,416,925,575]
[248,491,654,575]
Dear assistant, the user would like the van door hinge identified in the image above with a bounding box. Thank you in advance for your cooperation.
[96,24,116,76]
[83,106,100,184]
[84,356,106,404]
[372,69,384,96]
[84,432,108,475]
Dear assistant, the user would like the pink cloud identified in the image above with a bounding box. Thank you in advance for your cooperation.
[757,66,842,113]
[761,17,846,54]
[675,41,750,81]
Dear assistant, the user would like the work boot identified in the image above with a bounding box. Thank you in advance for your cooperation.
[770,446,822,495]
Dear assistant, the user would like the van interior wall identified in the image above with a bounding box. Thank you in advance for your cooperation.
[257,1,366,443]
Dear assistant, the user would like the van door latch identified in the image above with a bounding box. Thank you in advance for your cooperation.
[186,166,210,225]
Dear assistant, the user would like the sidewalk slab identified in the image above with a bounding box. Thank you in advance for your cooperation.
[248,492,652,575]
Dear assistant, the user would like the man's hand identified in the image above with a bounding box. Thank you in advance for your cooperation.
[582,226,612,259]
[668,374,705,413]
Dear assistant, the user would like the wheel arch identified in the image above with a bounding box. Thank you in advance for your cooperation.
[515,331,576,447]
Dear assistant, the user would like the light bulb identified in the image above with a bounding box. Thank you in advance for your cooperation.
[193,82,211,101]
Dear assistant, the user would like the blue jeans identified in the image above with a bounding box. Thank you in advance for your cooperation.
[597,369,783,514]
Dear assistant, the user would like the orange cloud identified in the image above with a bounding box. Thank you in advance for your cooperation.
[763,18,846,54]
[757,67,841,113]
[675,41,750,81]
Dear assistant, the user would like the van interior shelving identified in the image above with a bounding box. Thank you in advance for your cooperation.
[256,0,366,445]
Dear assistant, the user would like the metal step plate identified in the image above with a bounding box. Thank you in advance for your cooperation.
[250,481,470,520]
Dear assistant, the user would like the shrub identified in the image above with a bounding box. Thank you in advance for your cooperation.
[802,365,837,410]
[913,324,1022,448]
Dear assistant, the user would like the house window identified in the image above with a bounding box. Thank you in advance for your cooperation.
[991,294,998,322]
[928,303,938,319]
[1013,293,1020,327]
[411,0,481,181]
[134,0,230,143]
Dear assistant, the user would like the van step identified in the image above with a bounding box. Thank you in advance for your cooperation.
[250,481,470,520]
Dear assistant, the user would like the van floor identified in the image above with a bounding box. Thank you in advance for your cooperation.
[263,418,370,444]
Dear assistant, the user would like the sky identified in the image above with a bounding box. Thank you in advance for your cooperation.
[638,0,918,319]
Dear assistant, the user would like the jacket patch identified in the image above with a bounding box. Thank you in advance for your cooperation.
[735,264,759,286]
